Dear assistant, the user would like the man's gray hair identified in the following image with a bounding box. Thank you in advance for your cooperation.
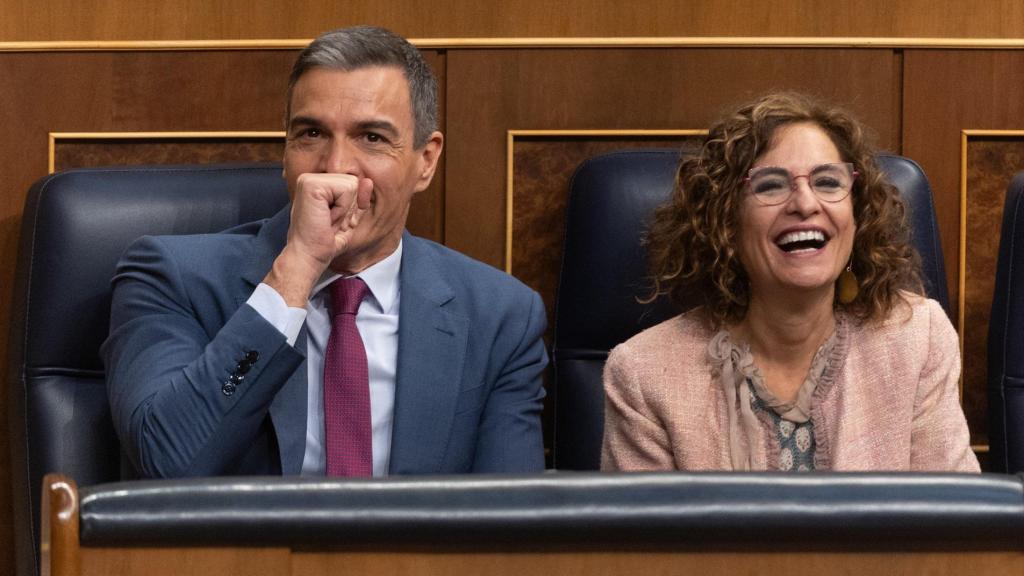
[287,26,438,148]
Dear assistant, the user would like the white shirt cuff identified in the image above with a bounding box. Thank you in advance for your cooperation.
[248,283,307,347]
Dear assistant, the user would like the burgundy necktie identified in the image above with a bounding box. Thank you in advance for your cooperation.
[324,277,372,476]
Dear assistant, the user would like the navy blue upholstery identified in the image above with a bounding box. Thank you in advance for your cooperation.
[552,150,950,470]
[76,473,1024,549]
[988,171,1024,473]
[7,164,289,576]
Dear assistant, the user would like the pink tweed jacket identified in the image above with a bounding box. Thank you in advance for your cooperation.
[601,294,980,472]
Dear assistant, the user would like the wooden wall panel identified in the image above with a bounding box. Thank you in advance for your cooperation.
[903,50,1024,448]
[445,48,899,269]
[53,136,285,171]
[963,136,1024,450]
[1,37,1022,576]
[3,0,1024,41]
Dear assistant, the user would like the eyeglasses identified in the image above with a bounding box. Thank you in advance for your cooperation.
[745,162,858,206]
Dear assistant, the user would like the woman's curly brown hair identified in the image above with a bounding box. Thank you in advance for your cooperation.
[646,91,923,326]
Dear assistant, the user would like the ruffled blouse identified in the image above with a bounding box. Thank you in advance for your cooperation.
[706,315,849,470]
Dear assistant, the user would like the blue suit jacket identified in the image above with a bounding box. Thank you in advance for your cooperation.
[103,207,548,478]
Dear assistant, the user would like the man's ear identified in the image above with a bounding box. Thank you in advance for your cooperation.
[413,131,444,193]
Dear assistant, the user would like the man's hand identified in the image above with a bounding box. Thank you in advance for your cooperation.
[264,173,373,306]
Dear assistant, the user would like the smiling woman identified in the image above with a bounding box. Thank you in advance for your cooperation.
[601,92,979,473]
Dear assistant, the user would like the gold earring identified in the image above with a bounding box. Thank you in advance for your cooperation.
[838,263,858,304]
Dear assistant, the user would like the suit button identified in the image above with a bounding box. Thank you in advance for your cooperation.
[229,373,244,384]
[245,351,260,363]
[222,382,237,396]
[235,361,251,374]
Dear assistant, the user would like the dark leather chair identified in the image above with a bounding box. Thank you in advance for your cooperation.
[6,164,289,576]
[988,171,1024,473]
[551,150,950,470]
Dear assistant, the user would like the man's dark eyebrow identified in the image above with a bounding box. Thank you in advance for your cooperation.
[355,120,399,138]
[287,115,324,131]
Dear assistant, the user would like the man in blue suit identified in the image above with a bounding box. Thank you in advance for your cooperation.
[103,26,547,478]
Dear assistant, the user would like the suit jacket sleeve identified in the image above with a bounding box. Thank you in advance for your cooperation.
[103,235,304,478]
[470,289,548,472]
[909,299,980,472]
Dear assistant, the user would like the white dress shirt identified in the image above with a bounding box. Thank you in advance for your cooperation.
[247,241,402,476]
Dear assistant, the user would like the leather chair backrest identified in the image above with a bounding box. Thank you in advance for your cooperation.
[6,164,289,576]
[551,150,950,470]
[988,171,1024,473]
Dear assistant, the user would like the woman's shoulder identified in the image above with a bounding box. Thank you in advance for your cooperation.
[603,308,718,405]
[620,307,712,345]
[609,307,715,364]
[852,291,955,348]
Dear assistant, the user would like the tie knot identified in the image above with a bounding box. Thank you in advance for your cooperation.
[329,277,369,317]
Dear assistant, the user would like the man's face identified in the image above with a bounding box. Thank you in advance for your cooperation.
[284,66,443,272]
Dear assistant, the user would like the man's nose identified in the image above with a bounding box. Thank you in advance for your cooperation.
[322,138,358,175]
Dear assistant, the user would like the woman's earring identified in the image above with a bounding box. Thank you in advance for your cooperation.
[838,263,858,304]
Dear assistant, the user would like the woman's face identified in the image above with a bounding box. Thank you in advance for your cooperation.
[736,122,856,302]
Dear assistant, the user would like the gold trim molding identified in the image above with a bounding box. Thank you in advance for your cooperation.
[958,129,1024,456]
[5,36,1024,53]
[505,129,705,273]
[48,131,285,173]
[958,129,1024,356]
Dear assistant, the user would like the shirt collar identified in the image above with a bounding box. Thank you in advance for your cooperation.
[311,240,403,313]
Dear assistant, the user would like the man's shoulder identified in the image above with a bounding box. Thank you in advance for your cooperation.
[119,215,280,285]
[401,234,542,324]
[405,234,533,293]
[147,218,270,250]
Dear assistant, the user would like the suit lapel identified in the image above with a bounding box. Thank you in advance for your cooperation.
[237,206,308,475]
[389,233,468,474]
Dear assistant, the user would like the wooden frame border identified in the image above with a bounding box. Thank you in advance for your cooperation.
[959,130,1024,455]
[48,131,286,173]
[6,37,1024,52]
[504,129,705,273]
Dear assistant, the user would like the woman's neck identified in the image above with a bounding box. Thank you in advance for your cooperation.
[738,290,836,360]
[731,289,837,401]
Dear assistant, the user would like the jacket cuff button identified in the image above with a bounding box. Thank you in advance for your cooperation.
[222,382,237,396]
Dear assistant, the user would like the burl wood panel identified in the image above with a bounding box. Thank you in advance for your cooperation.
[964,137,1024,448]
[511,135,702,341]
[0,48,444,576]
[446,48,899,270]
[53,137,285,171]
[902,51,1024,449]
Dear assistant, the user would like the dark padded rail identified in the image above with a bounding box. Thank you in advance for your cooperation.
[79,473,1024,550]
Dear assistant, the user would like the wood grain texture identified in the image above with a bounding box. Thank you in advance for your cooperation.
[902,51,1024,448]
[1,36,1020,576]
[963,137,1024,447]
[53,138,285,171]
[290,550,1024,576]
[903,51,1024,313]
[3,0,1024,41]
[82,548,291,576]
[445,48,898,268]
